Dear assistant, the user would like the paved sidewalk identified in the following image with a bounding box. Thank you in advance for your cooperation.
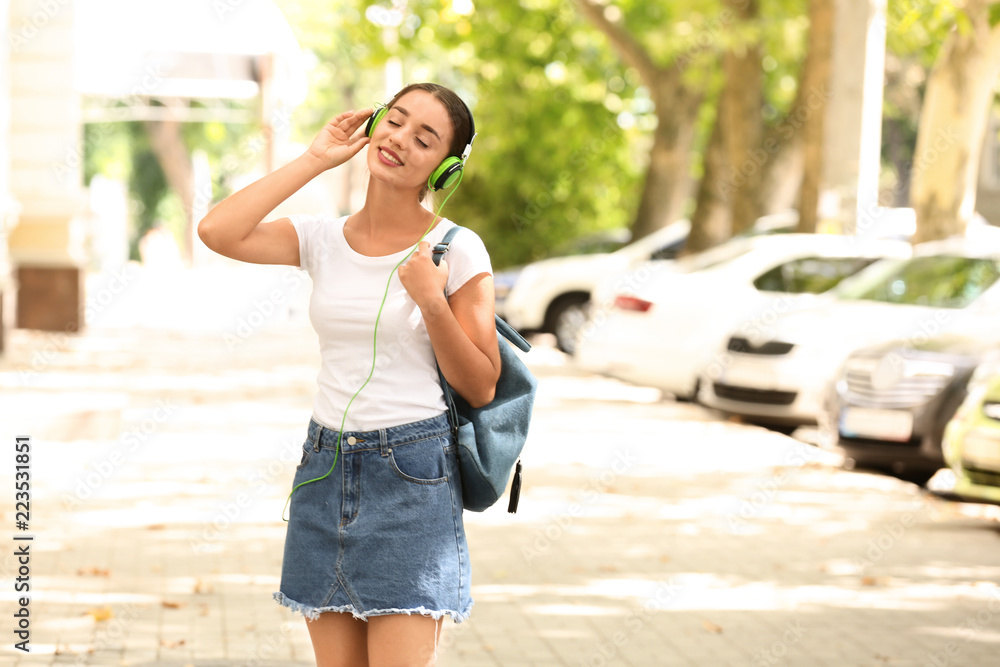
[2,273,1000,666]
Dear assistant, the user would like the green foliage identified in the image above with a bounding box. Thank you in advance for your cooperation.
[83,122,132,186]
[441,0,645,268]
[181,102,263,205]
[887,0,958,66]
[126,124,169,261]
[83,121,164,260]
[82,98,261,261]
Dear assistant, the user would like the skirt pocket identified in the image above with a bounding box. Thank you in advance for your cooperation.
[388,436,450,485]
[296,439,314,471]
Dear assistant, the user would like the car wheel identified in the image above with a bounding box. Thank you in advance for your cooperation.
[675,378,701,403]
[743,419,799,436]
[549,296,590,355]
[889,462,937,487]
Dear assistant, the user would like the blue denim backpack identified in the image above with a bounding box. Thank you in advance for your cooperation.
[433,226,538,512]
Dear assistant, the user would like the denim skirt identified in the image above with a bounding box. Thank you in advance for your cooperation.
[273,413,473,623]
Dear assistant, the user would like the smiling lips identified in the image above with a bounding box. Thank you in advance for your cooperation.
[379,147,403,166]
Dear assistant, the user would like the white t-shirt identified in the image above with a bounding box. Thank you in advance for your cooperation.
[290,213,493,432]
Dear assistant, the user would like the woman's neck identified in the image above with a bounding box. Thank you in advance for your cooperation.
[347,180,440,254]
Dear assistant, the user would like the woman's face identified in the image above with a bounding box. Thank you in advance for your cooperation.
[366,89,455,193]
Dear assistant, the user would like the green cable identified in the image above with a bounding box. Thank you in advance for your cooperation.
[283,171,465,521]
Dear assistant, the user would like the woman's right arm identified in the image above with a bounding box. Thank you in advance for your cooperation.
[197,108,373,266]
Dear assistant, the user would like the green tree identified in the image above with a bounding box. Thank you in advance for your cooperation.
[573,0,710,240]
[573,0,828,252]
[444,0,646,268]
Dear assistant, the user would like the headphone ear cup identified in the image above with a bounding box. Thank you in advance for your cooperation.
[365,106,387,138]
[429,157,463,192]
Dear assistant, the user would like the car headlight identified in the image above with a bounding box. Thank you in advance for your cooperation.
[900,359,955,378]
[968,359,1000,392]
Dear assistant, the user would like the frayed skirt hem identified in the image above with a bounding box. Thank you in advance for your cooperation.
[272,591,473,624]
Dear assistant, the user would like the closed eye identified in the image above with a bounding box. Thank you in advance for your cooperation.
[386,119,428,148]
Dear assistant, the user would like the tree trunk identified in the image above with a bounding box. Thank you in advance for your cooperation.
[721,0,764,236]
[685,102,732,254]
[143,117,194,262]
[884,119,912,207]
[910,0,1000,243]
[758,136,805,214]
[631,78,703,240]
[572,0,706,240]
[796,0,835,232]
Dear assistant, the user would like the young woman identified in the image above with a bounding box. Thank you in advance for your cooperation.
[198,83,500,667]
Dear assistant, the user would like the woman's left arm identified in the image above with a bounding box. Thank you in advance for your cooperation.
[399,242,501,408]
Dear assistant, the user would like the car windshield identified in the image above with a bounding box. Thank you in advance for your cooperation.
[835,255,1000,308]
[673,240,755,274]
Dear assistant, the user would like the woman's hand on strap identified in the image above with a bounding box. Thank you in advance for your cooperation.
[398,241,449,311]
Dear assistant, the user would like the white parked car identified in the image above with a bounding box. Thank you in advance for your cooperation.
[499,211,805,354]
[575,234,911,399]
[499,220,691,353]
[493,228,631,321]
[697,236,1000,429]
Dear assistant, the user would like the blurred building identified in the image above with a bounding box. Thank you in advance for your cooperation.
[1,0,307,346]
[5,0,85,339]
[0,1,13,352]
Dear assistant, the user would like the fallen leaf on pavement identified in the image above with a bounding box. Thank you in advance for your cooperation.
[86,607,114,622]
[77,567,110,577]
[702,619,723,634]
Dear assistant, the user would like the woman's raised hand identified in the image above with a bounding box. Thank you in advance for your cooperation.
[306,109,374,170]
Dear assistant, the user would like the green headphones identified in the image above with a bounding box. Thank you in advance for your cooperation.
[365,97,476,192]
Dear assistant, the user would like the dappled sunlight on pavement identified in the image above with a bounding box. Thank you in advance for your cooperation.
[1,266,1000,665]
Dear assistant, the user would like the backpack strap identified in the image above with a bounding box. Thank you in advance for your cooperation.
[433,224,462,258]
[432,225,531,352]
[431,223,529,513]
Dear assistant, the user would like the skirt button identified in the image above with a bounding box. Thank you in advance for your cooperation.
[346,436,357,445]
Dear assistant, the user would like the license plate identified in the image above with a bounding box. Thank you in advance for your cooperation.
[840,407,913,442]
[962,434,1000,471]
[722,361,775,388]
